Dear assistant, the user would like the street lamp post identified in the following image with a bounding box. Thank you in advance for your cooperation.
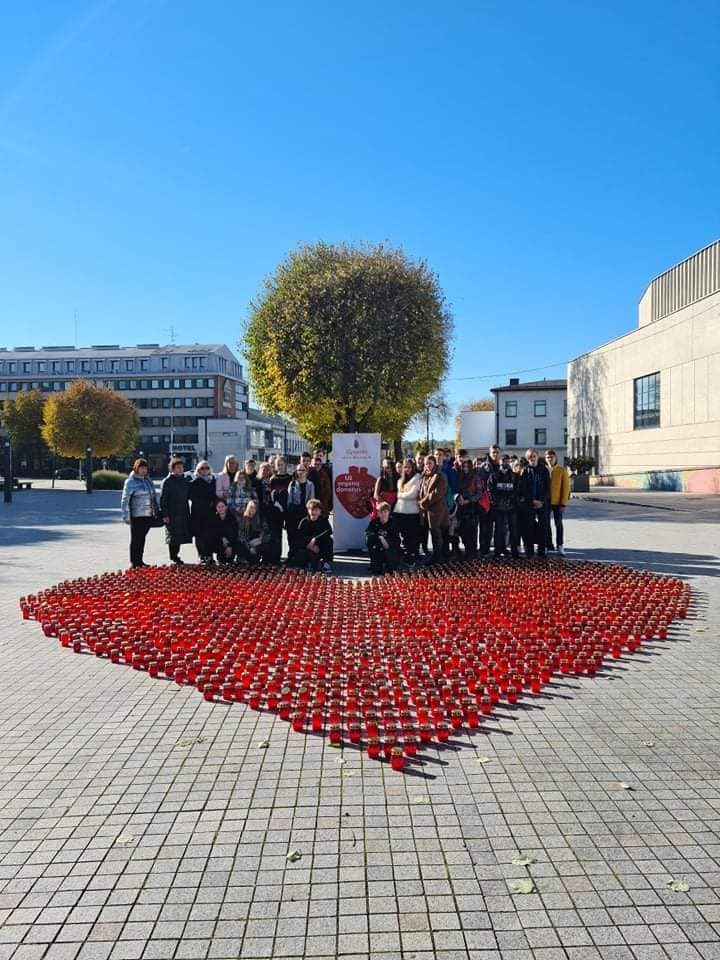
[425,402,439,451]
[85,446,93,494]
[3,440,12,503]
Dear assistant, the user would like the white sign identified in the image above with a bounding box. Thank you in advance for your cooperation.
[331,433,381,552]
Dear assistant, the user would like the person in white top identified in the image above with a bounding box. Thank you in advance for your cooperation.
[216,455,240,502]
[394,458,422,565]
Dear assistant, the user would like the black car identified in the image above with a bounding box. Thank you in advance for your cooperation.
[55,467,79,479]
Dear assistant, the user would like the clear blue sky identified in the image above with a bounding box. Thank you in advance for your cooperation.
[1,0,719,435]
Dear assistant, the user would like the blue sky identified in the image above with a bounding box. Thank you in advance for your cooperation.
[1,0,719,435]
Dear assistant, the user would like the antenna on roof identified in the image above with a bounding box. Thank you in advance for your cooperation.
[163,325,176,346]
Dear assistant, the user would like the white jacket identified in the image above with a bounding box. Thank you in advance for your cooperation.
[394,473,422,514]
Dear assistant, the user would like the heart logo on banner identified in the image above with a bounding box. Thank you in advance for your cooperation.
[21,561,690,772]
[334,466,377,518]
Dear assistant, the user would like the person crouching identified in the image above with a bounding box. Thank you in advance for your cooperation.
[366,502,402,575]
[207,499,239,564]
[295,499,333,573]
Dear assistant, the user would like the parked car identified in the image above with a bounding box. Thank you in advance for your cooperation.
[55,467,79,479]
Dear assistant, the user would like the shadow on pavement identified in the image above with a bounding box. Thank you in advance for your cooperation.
[567,546,720,578]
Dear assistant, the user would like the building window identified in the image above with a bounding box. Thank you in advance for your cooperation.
[22,361,31,373]
[563,400,567,417]
[125,359,134,371]
[505,429,517,446]
[505,400,517,418]
[96,360,104,372]
[110,360,120,372]
[534,428,547,446]
[633,372,660,429]
[36,361,45,373]
[184,379,193,389]
[161,357,169,370]
[534,400,547,417]
[66,360,75,373]
[80,360,90,372]
[151,379,160,389]
[140,359,149,371]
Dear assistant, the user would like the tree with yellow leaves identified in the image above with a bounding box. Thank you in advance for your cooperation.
[244,242,452,446]
[41,380,139,458]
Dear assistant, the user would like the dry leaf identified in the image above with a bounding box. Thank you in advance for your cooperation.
[257,740,270,749]
[475,756,492,765]
[178,736,205,748]
[114,833,135,846]
[618,781,635,791]
[286,849,302,863]
[642,741,655,748]
[412,796,430,804]
[336,757,347,766]
[511,854,535,866]
[667,878,689,893]
[508,878,534,894]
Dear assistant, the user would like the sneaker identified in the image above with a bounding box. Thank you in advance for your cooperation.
[557,545,565,556]
[321,562,332,574]
[173,558,184,565]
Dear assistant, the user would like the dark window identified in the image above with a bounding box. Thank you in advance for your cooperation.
[161,357,169,370]
[634,373,660,429]
[534,428,547,445]
[125,359,134,371]
[505,400,517,417]
[140,359,149,371]
[534,400,547,417]
[505,429,517,446]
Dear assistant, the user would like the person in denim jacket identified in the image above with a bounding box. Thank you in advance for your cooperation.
[121,457,160,568]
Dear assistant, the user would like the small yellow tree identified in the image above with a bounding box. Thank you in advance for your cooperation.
[42,380,138,457]
[1,390,46,448]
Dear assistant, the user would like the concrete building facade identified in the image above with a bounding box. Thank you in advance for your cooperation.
[567,239,720,492]
[0,342,306,474]
[489,378,567,461]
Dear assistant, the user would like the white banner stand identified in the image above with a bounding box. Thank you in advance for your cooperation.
[331,433,381,552]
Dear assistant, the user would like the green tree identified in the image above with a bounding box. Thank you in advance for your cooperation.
[1,389,46,448]
[42,380,139,458]
[244,242,452,445]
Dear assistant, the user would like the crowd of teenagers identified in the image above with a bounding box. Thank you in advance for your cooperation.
[119,443,571,574]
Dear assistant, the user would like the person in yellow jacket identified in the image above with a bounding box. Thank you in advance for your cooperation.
[545,449,571,555]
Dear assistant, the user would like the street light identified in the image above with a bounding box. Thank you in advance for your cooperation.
[85,446,93,494]
[425,403,440,451]
[3,440,11,503]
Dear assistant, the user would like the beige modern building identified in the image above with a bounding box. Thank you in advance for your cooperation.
[567,239,720,492]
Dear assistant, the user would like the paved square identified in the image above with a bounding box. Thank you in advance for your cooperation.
[1,486,719,959]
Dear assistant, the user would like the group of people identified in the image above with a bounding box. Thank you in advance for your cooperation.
[119,443,571,575]
[365,444,570,574]
[120,450,334,571]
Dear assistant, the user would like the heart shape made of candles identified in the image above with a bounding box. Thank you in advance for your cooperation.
[20,560,691,772]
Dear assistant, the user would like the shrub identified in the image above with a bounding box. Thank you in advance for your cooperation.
[91,469,127,490]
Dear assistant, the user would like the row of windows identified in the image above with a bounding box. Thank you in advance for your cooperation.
[504,399,567,418]
[143,434,198,447]
[504,428,566,447]
[0,378,215,394]
[0,356,211,375]
[140,416,201,428]
[133,397,214,409]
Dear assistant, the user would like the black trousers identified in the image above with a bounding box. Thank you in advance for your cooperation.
[546,505,565,548]
[305,539,333,570]
[520,508,546,556]
[394,513,420,561]
[267,510,285,564]
[479,508,494,554]
[458,510,478,558]
[130,517,154,567]
[494,510,519,557]
[368,543,402,574]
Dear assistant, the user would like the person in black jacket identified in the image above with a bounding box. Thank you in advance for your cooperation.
[295,499,333,572]
[366,502,402,574]
[487,460,520,559]
[188,460,217,562]
[206,499,239,563]
[160,458,192,563]
[268,457,293,564]
[516,449,550,557]
[477,445,502,556]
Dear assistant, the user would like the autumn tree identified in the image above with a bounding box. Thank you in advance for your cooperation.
[42,380,139,458]
[1,389,46,448]
[244,242,452,446]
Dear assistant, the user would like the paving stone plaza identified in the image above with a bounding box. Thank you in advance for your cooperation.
[1,486,719,960]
